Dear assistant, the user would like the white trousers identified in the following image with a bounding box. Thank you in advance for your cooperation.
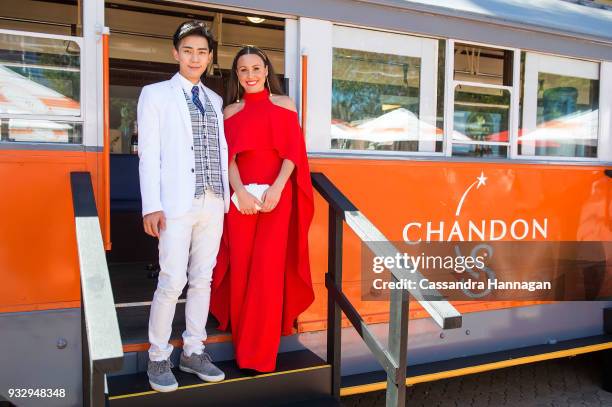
[148,193,224,361]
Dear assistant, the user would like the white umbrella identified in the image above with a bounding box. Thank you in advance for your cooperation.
[520,109,598,143]
[332,108,442,143]
[0,65,79,142]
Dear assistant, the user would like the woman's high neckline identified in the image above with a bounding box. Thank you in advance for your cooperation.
[243,88,270,102]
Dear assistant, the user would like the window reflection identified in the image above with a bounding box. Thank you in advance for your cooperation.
[1,118,82,144]
[0,33,80,116]
[331,48,441,152]
[454,86,510,143]
[452,143,507,158]
[519,73,598,158]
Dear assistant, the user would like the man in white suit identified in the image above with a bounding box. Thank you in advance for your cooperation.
[137,21,229,392]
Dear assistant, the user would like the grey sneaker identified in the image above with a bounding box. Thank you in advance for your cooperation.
[179,351,225,382]
[147,359,178,392]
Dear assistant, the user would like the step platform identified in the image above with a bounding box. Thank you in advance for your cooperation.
[341,333,612,396]
[116,302,230,351]
[107,349,332,407]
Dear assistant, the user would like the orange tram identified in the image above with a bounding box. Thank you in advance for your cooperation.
[1,0,611,406]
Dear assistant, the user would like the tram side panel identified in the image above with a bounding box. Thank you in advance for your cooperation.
[300,158,612,337]
[0,150,105,407]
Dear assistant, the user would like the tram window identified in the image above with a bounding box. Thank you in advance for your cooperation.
[0,119,82,144]
[0,31,82,145]
[520,53,600,159]
[520,73,599,158]
[331,48,440,152]
[448,42,515,158]
[454,43,513,86]
[453,86,510,144]
[0,34,81,116]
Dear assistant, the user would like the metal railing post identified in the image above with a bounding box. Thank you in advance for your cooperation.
[327,205,343,400]
[71,172,123,407]
[92,369,105,406]
[81,291,109,407]
[386,275,410,407]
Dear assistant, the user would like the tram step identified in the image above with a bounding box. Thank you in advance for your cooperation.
[340,333,612,396]
[115,302,231,352]
[107,349,331,407]
[107,261,232,352]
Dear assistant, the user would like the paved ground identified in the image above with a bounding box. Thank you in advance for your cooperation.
[342,353,612,407]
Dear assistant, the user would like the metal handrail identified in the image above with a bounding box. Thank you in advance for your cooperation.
[71,172,123,406]
[311,172,462,406]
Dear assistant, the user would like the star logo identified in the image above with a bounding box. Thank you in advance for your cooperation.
[455,171,488,216]
[476,171,487,189]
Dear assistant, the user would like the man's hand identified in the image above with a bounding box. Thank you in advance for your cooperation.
[143,211,166,238]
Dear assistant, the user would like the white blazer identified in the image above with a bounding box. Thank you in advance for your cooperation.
[137,72,230,218]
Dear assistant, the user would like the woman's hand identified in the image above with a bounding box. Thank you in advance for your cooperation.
[261,183,283,212]
[236,188,263,215]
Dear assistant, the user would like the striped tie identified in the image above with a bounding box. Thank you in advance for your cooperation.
[191,85,205,116]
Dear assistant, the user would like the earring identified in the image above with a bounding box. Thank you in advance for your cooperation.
[266,76,272,96]
[234,71,240,103]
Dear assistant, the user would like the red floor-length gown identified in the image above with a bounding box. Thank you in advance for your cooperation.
[210,88,314,372]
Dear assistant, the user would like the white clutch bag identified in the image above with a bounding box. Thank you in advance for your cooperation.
[231,183,270,211]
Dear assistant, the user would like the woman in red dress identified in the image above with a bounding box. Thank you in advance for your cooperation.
[210,46,314,372]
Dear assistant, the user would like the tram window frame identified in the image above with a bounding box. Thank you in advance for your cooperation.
[443,39,521,159]
[0,28,84,145]
[314,24,442,156]
[518,52,604,162]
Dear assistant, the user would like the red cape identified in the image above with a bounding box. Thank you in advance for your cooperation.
[211,104,315,336]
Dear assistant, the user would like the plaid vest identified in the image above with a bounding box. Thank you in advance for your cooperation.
[183,88,224,198]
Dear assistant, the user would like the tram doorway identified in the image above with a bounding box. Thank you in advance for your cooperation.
[102,0,288,348]
[105,0,287,264]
